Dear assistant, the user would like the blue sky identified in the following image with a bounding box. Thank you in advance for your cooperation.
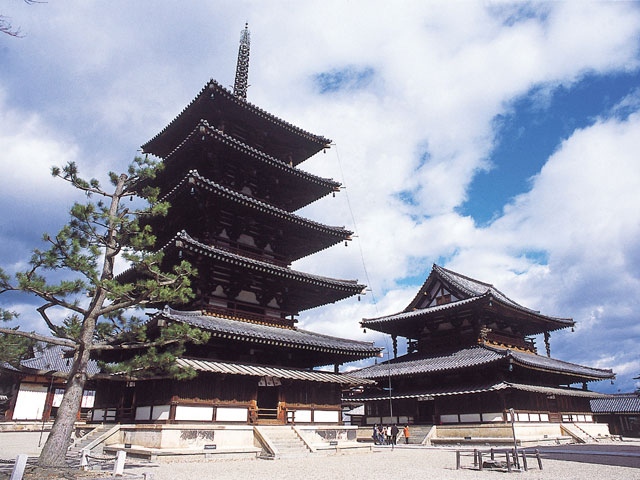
[1,1,640,394]
[465,71,640,225]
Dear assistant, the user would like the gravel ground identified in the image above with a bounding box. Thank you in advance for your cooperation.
[1,432,639,480]
[124,446,640,480]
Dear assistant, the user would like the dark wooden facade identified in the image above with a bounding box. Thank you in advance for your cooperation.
[1,344,98,422]
[347,264,614,426]
[591,394,640,437]
[92,26,380,425]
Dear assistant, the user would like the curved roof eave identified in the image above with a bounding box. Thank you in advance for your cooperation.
[350,345,615,382]
[504,348,615,381]
[161,121,341,191]
[344,381,611,402]
[142,80,331,154]
[156,307,382,358]
[171,231,364,292]
[177,357,375,385]
[361,293,574,332]
[158,170,351,240]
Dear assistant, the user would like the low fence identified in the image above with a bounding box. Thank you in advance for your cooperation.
[456,447,543,472]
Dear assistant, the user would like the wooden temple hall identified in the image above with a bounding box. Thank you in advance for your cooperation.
[346,265,615,439]
[90,25,382,427]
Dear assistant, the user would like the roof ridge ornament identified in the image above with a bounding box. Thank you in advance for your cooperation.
[233,23,251,100]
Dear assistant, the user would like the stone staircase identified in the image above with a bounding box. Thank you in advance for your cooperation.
[406,425,436,445]
[67,424,109,459]
[256,426,310,459]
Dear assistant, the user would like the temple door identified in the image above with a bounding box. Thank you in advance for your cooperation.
[417,399,435,424]
[547,396,560,423]
[257,378,280,422]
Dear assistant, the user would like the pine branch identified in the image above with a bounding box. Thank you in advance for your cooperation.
[89,338,183,352]
[0,327,77,349]
[36,303,76,340]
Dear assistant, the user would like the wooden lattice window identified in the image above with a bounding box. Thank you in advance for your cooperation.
[436,294,451,305]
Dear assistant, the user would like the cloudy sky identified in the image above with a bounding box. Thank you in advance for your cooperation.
[1,1,639,393]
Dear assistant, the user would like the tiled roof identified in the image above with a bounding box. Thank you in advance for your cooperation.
[349,345,614,381]
[0,362,19,372]
[504,381,610,398]
[508,348,614,380]
[166,121,340,192]
[142,80,330,161]
[176,357,375,385]
[363,264,574,331]
[159,170,350,243]
[346,383,501,402]
[591,394,640,413]
[159,307,382,357]
[172,231,364,292]
[362,297,481,325]
[19,344,100,377]
[433,265,574,326]
[349,346,503,379]
[433,264,528,311]
[345,381,611,402]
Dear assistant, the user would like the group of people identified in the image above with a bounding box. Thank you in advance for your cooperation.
[372,424,410,445]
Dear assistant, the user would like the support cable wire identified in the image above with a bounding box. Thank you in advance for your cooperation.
[332,143,394,421]
[331,143,379,314]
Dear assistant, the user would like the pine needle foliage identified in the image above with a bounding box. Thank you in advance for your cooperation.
[0,157,209,467]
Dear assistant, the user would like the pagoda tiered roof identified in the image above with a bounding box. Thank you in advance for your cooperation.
[155,307,381,362]
[169,231,365,312]
[349,345,614,384]
[153,170,352,262]
[153,121,340,211]
[142,80,331,164]
[175,358,375,385]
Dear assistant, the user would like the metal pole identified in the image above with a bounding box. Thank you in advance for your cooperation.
[388,367,393,420]
[38,374,55,447]
[509,408,520,469]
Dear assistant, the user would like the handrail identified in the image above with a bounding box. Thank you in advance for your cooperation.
[253,426,278,457]
[257,408,278,419]
[80,424,122,453]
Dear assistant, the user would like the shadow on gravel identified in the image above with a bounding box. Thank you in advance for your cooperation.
[536,444,640,469]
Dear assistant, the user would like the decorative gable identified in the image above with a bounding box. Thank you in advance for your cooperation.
[405,267,467,311]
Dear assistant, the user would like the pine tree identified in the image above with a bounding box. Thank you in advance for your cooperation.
[0,157,209,467]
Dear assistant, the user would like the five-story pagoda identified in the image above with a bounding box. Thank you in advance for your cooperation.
[91,25,380,426]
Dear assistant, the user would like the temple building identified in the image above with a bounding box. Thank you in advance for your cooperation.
[1,344,98,422]
[91,25,381,427]
[347,264,614,439]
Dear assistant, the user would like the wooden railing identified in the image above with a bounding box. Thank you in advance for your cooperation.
[257,408,279,420]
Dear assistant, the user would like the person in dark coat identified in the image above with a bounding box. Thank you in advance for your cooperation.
[391,424,399,445]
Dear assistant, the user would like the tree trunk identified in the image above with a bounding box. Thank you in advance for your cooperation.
[38,347,90,467]
[37,175,125,467]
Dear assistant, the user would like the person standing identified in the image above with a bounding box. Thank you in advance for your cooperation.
[403,425,410,444]
[391,424,399,446]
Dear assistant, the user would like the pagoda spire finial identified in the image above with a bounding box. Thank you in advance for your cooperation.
[233,23,251,100]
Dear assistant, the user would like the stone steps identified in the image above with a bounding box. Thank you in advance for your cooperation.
[257,426,310,459]
[67,424,109,463]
